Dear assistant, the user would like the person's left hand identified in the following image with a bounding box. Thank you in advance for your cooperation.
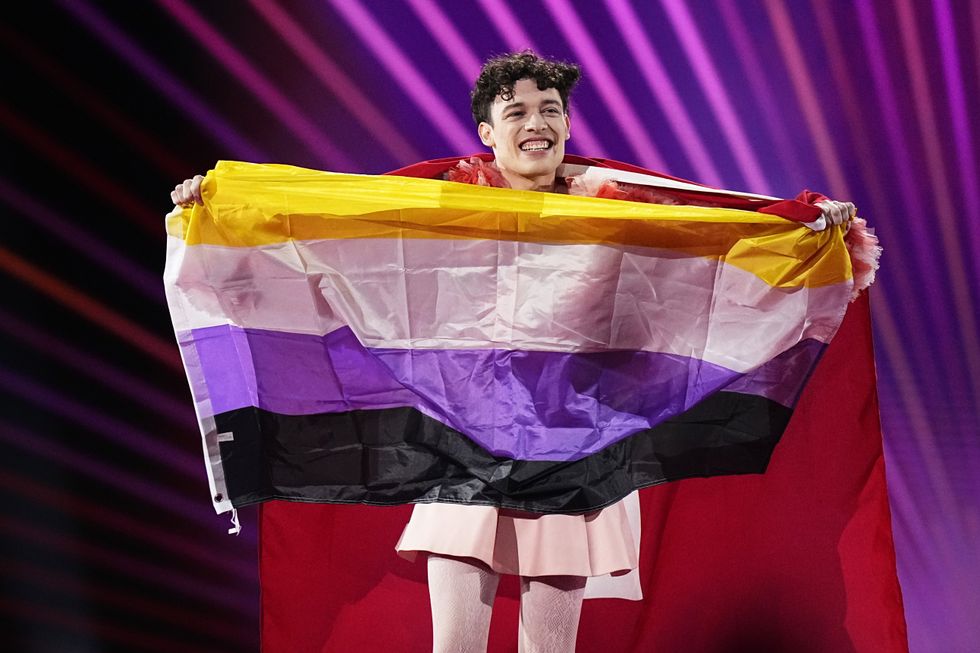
[816,200,856,227]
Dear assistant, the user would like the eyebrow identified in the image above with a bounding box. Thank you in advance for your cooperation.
[501,99,563,113]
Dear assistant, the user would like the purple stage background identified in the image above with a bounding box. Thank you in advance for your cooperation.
[1,1,977,651]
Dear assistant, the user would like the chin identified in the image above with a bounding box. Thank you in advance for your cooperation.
[518,154,563,176]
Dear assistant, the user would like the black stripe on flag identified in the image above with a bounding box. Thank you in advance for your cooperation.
[214,391,791,513]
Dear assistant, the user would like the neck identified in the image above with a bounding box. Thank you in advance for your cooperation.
[497,167,557,192]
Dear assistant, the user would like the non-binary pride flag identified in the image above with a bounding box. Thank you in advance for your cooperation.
[164,160,862,519]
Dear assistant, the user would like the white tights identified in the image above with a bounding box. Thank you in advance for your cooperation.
[427,554,587,653]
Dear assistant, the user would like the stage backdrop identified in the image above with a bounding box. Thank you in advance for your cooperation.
[3,2,979,651]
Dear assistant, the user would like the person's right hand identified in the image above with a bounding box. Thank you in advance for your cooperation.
[171,174,204,207]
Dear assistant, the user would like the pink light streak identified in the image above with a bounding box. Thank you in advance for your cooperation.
[0,419,240,536]
[807,2,889,211]
[604,0,722,186]
[0,308,194,429]
[328,0,480,154]
[156,0,356,170]
[3,519,253,616]
[660,0,770,194]
[715,0,806,190]
[932,0,980,268]
[0,247,182,372]
[0,595,189,653]
[892,0,980,411]
[808,1,948,417]
[543,0,665,170]
[0,472,247,584]
[870,293,958,520]
[0,557,252,649]
[0,178,162,302]
[762,0,851,198]
[0,103,161,235]
[60,0,268,164]
[0,366,200,479]
[973,2,980,108]
[248,0,421,165]
[474,0,605,157]
[864,0,980,523]
[0,23,189,180]
[857,2,950,310]
[406,0,483,83]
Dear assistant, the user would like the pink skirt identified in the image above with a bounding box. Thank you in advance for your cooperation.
[395,500,637,577]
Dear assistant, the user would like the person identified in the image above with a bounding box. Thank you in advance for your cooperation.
[171,50,855,653]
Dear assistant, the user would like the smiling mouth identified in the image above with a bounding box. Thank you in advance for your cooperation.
[519,139,553,152]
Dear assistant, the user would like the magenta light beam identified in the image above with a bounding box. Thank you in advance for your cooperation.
[60,0,268,163]
[891,0,980,410]
[543,0,666,170]
[660,0,771,193]
[762,0,851,198]
[0,367,201,479]
[407,0,483,83]
[0,309,195,429]
[0,420,235,537]
[807,1,949,416]
[715,0,806,189]
[932,0,980,274]
[248,0,421,165]
[156,0,356,170]
[0,179,163,302]
[328,0,480,154]
[604,0,723,186]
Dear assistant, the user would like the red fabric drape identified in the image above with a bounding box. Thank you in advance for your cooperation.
[258,294,908,652]
[387,153,828,221]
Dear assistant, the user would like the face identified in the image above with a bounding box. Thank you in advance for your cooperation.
[478,78,571,191]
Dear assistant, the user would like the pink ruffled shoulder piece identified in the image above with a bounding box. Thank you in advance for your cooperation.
[446,156,510,188]
[844,218,881,300]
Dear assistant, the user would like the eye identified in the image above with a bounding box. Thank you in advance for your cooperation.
[545,108,561,115]
[506,111,524,119]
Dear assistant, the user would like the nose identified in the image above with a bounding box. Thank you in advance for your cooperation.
[524,112,546,130]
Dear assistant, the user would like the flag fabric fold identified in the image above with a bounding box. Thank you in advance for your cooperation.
[164,160,863,516]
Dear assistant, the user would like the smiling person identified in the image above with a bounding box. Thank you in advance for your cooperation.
[394,51,857,653]
[475,75,572,191]
[392,53,629,653]
[170,50,858,653]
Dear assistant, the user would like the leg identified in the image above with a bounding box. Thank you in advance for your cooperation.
[518,575,587,653]
[427,554,500,653]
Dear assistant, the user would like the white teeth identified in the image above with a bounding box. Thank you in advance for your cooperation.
[520,141,551,151]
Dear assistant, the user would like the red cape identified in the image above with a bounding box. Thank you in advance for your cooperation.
[388,153,829,222]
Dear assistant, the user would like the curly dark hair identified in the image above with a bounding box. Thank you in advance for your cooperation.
[470,50,581,125]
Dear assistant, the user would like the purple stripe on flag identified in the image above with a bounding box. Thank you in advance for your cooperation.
[187,325,823,460]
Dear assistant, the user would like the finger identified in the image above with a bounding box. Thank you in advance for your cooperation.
[817,201,836,225]
[844,202,856,218]
[833,202,849,225]
[181,178,200,206]
[191,174,204,204]
[170,190,180,205]
[826,202,840,225]
[173,183,187,205]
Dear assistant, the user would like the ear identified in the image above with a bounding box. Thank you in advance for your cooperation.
[478,122,494,147]
[564,114,571,140]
